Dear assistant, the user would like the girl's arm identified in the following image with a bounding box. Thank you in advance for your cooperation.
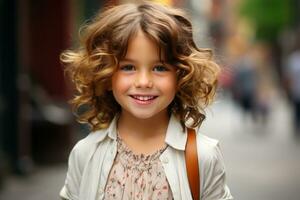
[201,142,233,200]
[60,145,82,200]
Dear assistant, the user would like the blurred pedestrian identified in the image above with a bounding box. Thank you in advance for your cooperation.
[285,42,300,136]
[59,2,233,200]
[231,51,257,122]
[251,44,276,125]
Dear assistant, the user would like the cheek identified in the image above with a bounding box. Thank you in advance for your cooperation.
[111,73,131,93]
[159,76,177,95]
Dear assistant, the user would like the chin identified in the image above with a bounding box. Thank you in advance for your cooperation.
[130,109,169,120]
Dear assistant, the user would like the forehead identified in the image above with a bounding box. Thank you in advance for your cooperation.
[122,30,166,62]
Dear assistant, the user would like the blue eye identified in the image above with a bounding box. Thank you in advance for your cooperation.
[120,64,135,71]
[153,65,168,72]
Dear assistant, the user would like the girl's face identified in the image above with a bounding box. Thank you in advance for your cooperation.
[111,30,177,121]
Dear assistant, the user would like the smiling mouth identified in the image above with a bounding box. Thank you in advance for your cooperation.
[130,95,158,101]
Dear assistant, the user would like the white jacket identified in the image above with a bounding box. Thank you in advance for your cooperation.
[60,115,233,200]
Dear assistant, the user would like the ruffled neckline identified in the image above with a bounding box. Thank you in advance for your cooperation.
[116,136,168,171]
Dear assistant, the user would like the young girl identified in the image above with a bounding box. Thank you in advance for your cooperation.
[60,1,233,200]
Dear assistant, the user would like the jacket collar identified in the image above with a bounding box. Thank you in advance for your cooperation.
[90,116,118,143]
[92,114,187,151]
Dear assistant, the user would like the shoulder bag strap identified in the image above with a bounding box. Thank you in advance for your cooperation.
[185,128,200,200]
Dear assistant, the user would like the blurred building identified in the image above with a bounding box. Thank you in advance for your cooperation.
[0,0,120,188]
[0,0,72,176]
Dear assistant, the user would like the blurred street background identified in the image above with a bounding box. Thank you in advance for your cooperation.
[1,0,300,199]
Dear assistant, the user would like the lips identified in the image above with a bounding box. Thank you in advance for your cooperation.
[129,95,158,106]
[130,95,158,101]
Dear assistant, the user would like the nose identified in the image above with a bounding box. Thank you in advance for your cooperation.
[134,70,153,88]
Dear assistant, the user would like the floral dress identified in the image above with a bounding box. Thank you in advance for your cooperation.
[104,136,173,200]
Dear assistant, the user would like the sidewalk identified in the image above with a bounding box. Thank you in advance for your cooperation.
[201,94,300,200]
[0,164,66,200]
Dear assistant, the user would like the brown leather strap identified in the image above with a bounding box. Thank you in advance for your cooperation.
[185,128,200,200]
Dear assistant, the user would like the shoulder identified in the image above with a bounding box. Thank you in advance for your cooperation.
[196,132,225,170]
[73,130,104,150]
[196,132,220,155]
[69,129,107,168]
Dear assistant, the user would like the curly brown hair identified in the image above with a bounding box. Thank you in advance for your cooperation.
[61,1,220,131]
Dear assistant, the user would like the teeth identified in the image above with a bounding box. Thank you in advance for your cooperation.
[133,95,155,101]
